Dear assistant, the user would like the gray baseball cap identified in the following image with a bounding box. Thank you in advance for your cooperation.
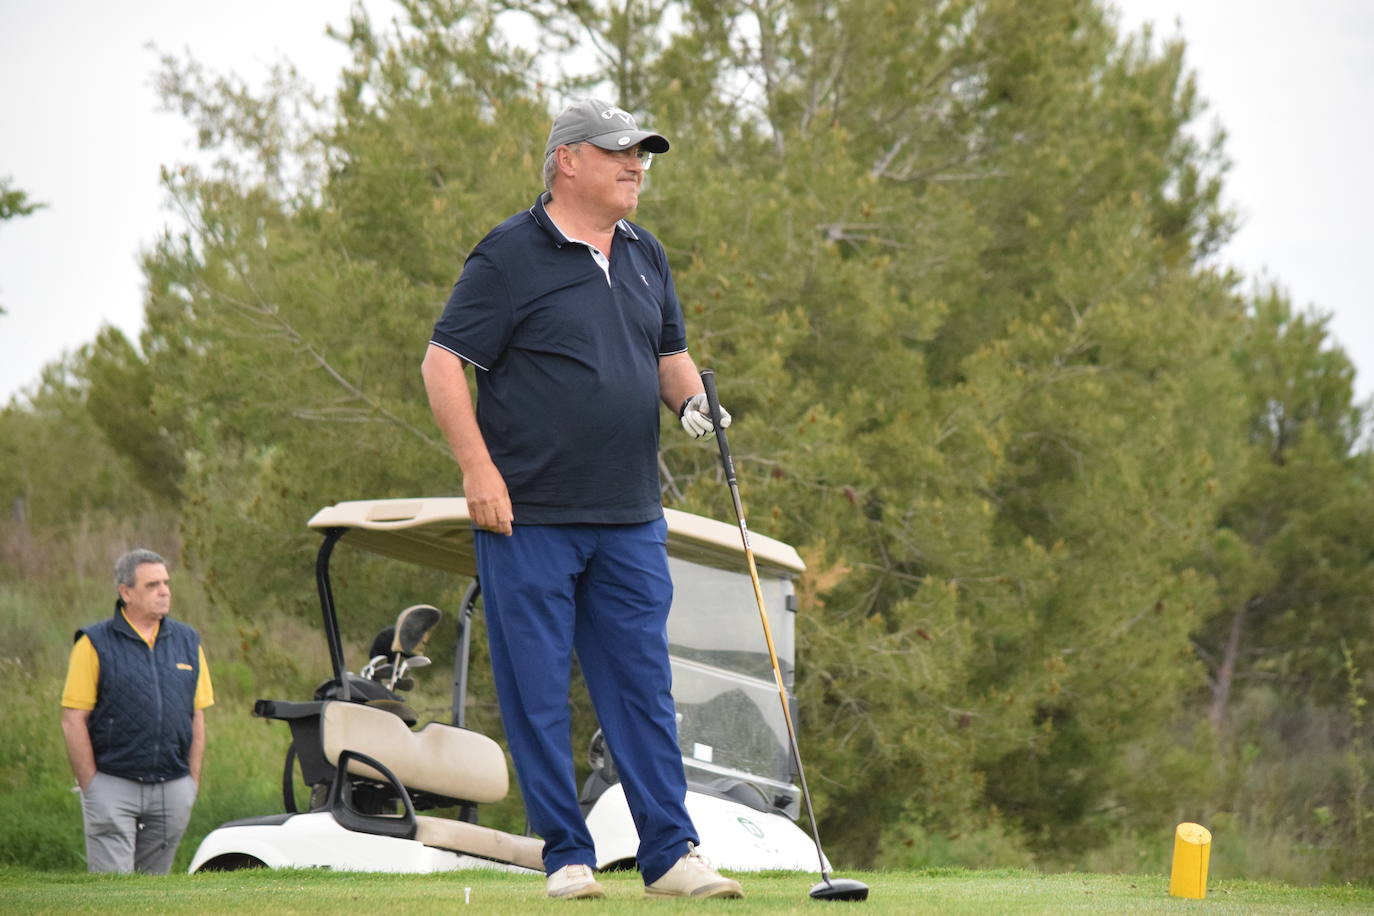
[544,99,670,159]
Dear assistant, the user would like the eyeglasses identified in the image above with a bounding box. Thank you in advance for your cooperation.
[598,146,654,170]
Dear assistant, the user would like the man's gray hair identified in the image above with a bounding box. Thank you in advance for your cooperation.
[543,142,582,190]
[115,549,168,590]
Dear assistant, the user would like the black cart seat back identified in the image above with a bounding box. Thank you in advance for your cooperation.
[319,700,509,805]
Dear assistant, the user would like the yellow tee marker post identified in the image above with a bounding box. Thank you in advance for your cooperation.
[1169,822,1212,899]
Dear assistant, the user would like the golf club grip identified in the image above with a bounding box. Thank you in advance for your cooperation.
[699,369,737,486]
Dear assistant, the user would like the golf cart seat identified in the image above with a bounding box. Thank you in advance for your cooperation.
[321,700,507,803]
[319,700,544,871]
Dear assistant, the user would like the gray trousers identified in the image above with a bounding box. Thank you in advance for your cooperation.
[79,772,197,874]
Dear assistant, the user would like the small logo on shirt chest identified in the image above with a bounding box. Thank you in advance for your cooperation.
[640,274,649,287]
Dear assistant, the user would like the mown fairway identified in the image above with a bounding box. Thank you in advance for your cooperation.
[4,867,1372,914]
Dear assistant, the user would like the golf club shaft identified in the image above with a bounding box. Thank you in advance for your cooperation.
[699,369,831,882]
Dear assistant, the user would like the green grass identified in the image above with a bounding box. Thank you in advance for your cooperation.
[3,866,1373,913]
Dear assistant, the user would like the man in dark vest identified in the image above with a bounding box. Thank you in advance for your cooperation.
[60,549,213,873]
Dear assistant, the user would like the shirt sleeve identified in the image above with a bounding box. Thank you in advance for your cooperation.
[654,239,688,356]
[60,636,99,710]
[195,644,215,709]
[430,249,515,372]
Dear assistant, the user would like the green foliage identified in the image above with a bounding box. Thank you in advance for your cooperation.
[0,655,87,870]
[0,176,43,222]
[82,328,186,502]
[0,356,169,545]
[1192,289,1374,729]
[1202,685,1373,886]
[0,174,45,320]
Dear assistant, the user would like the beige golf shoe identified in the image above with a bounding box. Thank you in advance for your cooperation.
[644,844,744,899]
[546,863,606,900]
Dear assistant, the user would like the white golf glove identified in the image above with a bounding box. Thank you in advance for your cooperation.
[680,393,731,439]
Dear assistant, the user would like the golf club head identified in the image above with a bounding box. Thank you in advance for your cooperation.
[809,877,869,902]
[368,627,396,661]
[393,604,442,654]
[403,655,431,669]
[360,654,388,680]
[393,676,414,692]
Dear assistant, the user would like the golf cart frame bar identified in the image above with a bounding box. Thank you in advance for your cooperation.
[315,526,350,700]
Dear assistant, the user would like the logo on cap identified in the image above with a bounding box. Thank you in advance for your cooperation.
[601,107,634,125]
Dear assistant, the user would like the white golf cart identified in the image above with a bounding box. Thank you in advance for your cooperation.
[189,497,820,874]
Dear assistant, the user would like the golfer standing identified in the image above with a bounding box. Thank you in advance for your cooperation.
[60,549,213,873]
[422,99,738,900]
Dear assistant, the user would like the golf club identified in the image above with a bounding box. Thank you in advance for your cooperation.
[360,654,389,681]
[386,605,442,692]
[393,604,442,654]
[388,654,431,692]
[700,369,870,903]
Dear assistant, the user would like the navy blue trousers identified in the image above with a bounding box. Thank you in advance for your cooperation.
[475,519,696,884]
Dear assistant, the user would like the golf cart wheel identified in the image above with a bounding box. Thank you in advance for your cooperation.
[282,742,300,813]
[196,852,267,872]
[282,741,325,813]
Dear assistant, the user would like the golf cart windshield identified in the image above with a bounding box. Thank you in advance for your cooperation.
[667,556,797,806]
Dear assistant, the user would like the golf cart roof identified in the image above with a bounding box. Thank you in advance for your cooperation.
[307,498,805,577]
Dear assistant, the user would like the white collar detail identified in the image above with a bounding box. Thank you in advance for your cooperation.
[546,212,613,285]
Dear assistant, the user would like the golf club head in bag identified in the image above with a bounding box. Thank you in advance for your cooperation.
[388,653,432,693]
[392,604,442,655]
[368,629,396,663]
[360,654,389,680]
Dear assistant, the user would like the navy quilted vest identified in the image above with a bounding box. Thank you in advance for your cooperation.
[78,606,201,782]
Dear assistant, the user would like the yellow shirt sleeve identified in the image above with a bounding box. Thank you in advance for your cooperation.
[195,644,215,709]
[61,634,215,709]
[61,636,99,710]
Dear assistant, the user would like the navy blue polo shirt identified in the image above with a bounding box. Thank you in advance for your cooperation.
[431,193,688,525]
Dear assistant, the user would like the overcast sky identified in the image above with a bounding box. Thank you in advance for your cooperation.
[2,1,1371,405]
